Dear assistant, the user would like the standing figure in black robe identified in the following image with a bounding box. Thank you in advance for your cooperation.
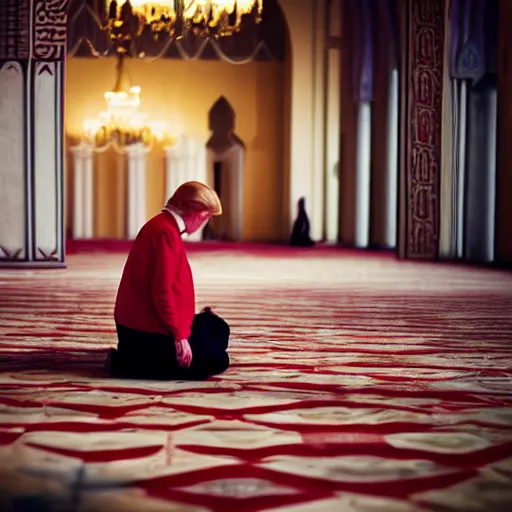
[290,197,315,247]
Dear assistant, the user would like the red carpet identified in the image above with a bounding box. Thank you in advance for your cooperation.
[0,247,511,511]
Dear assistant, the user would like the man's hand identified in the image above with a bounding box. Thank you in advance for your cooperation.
[175,339,192,368]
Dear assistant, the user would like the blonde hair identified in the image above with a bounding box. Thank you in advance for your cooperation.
[166,181,222,216]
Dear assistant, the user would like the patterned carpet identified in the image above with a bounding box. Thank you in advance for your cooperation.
[0,246,511,512]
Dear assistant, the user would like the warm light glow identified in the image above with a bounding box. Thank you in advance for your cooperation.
[210,0,260,13]
[83,119,102,139]
[114,0,262,15]
[106,0,263,38]
[148,121,169,142]
[81,65,176,150]
[115,0,176,23]
[104,87,142,121]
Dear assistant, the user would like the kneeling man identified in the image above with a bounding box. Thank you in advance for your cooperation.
[108,181,230,380]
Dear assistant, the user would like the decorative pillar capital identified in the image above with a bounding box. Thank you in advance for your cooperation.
[126,143,149,239]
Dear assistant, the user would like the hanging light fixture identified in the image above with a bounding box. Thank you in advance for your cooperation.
[82,54,178,151]
[105,0,263,44]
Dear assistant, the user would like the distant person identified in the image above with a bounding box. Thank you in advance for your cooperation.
[290,197,315,247]
[108,181,230,380]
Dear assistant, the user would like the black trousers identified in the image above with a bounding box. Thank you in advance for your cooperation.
[109,307,230,380]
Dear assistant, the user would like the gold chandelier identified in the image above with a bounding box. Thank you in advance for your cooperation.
[82,54,175,152]
[105,0,263,43]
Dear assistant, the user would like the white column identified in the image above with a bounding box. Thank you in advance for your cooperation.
[385,69,399,248]
[195,141,208,185]
[164,141,181,201]
[325,49,341,242]
[188,140,208,241]
[235,147,244,241]
[355,102,372,248]
[185,137,195,182]
[70,142,94,239]
[165,138,209,242]
[34,61,59,260]
[176,137,188,189]
[464,86,497,263]
[439,0,456,259]
[125,143,149,239]
[485,87,497,262]
[311,0,326,241]
[456,80,468,259]
[164,137,188,200]
[164,145,176,201]
[0,61,26,262]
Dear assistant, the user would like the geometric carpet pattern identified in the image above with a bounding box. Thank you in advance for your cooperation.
[0,247,511,512]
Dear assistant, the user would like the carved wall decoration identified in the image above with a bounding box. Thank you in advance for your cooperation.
[37,248,59,261]
[405,0,444,258]
[33,0,69,61]
[34,60,61,261]
[0,247,23,261]
[0,3,66,267]
[37,62,55,75]
[0,0,30,59]
[0,61,27,264]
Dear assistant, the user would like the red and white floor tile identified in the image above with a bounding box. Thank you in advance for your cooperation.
[0,247,511,511]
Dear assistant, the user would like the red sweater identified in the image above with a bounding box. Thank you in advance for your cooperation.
[114,211,195,340]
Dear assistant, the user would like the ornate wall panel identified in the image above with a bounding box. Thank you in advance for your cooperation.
[0,62,27,262]
[34,61,61,261]
[0,1,67,267]
[402,0,444,259]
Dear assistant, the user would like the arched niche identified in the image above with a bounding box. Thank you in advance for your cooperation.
[204,96,245,242]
